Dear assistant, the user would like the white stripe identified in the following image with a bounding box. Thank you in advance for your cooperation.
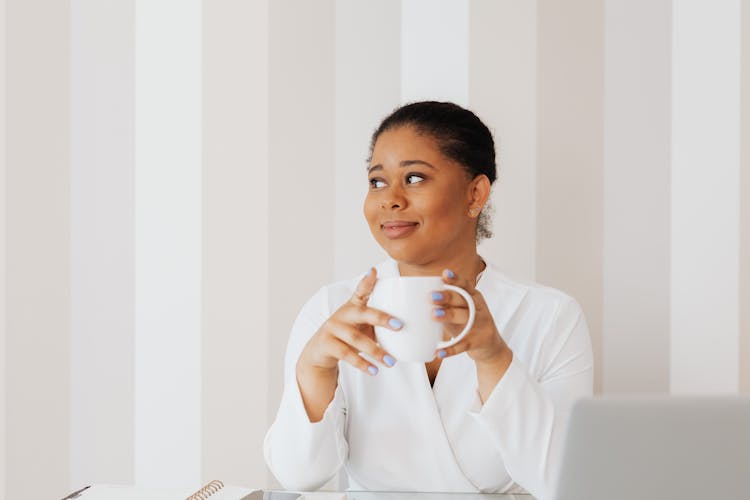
[135,0,202,486]
[401,0,469,105]
[671,0,740,393]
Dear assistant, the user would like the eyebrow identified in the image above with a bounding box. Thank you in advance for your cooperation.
[367,160,436,173]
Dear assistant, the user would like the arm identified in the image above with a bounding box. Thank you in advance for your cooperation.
[469,298,593,498]
[434,268,592,496]
[263,287,348,491]
[264,269,401,490]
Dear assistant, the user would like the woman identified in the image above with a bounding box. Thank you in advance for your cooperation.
[264,102,593,498]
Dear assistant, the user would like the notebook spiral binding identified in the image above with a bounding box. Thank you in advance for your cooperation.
[186,479,225,500]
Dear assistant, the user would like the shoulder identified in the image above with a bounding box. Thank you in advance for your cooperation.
[480,263,591,377]
[481,263,582,318]
[479,262,586,344]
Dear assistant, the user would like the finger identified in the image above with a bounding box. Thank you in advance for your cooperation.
[442,268,475,293]
[430,289,472,308]
[351,267,378,306]
[340,304,404,332]
[333,340,382,375]
[436,340,470,360]
[328,320,397,367]
[432,305,470,326]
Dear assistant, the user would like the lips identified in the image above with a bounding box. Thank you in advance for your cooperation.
[381,220,419,239]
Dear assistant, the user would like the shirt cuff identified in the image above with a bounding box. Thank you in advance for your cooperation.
[284,375,345,427]
[468,355,528,419]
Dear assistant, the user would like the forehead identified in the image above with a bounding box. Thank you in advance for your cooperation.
[370,126,445,165]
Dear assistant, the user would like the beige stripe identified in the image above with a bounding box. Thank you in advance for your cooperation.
[536,0,604,393]
[268,0,337,443]
[470,0,537,281]
[741,0,750,393]
[602,0,671,393]
[202,0,271,487]
[6,1,71,498]
[0,0,6,494]
[70,0,135,486]
[334,0,401,281]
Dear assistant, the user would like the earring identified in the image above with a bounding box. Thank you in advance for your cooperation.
[469,206,481,217]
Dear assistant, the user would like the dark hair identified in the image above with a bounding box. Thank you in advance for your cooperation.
[369,101,497,241]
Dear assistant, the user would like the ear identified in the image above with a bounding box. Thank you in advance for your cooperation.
[468,174,491,209]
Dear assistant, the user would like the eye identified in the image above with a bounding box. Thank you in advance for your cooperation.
[406,173,425,184]
[369,177,386,189]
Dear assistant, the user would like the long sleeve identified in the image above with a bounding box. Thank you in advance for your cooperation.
[264,262,594,495]
[263,287,349,491]
[467,297,594,499]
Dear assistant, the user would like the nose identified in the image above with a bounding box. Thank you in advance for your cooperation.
[380,185,407,210]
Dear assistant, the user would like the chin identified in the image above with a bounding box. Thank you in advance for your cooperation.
[378,239,431,266]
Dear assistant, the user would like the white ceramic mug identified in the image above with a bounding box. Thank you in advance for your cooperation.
[368,276,476,362]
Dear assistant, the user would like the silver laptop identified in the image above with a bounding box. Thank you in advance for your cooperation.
[554,396,750,500]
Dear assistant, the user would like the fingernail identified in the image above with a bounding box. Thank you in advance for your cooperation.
[364,267,373,277]
[445,269,455,279]
[368,365,379,376]
[431,291,443,302]
[388,318,403,330]
[383,355,396,367]
[434,308,445,318]
[437,350,447,359]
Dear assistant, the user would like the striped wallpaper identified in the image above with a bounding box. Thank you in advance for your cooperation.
[2,0,749,498]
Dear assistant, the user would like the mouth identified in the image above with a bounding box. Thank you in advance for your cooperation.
[381,220,419,239]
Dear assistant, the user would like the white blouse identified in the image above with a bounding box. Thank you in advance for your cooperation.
[264,259,593,499]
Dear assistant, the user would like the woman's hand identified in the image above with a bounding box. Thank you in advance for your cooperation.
[296,267,400,421]
[430,269,507,362]
[298,267,400,377]
[431,268,513,401]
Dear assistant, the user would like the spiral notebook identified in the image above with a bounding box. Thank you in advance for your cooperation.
[66,480,258,500]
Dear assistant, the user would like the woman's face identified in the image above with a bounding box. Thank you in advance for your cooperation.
[364,126,478,265]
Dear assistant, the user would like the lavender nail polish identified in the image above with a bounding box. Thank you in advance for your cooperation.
[431,291,443,301]
[368,365,379,376]
[388,318,403,330]
[445,269,455,279]
[434,308,446,318]
[437,350,447,359]
[383,355,396,367]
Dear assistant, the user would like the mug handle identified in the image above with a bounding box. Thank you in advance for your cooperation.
[435,284,476,350]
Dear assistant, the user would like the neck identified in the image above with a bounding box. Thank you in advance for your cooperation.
[397,249,486,283]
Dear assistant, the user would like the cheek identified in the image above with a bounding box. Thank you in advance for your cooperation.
[419,192,464,226]
[363,195,379,227]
